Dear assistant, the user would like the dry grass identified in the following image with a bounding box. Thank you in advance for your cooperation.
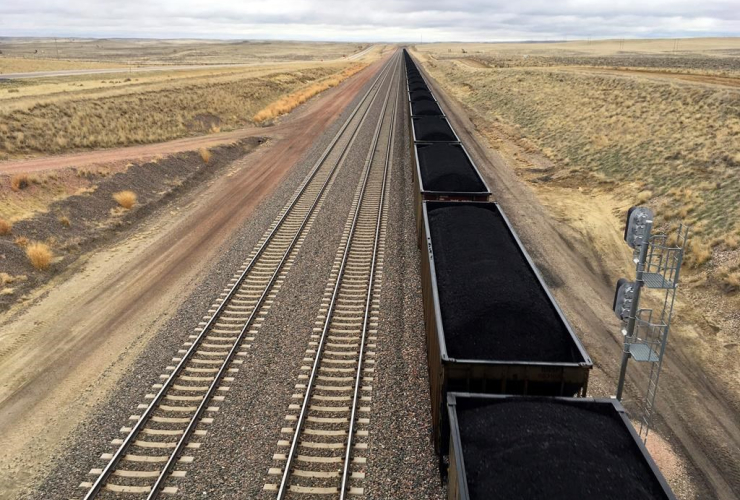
[415,38,740,59]
[0,40,365,67]
[25,242,53,270]
[14,236,29,247]
[722,272,740,293]
[253,64,366,123]
[58,215,71,227]
[10,174,30,192]
[199,148,211,164]
[687,238,712,268]
[0,62,367,157]
[0,57,121,74]
[0,218,11,235]
[113,190,137,209]
[635,190,653,204]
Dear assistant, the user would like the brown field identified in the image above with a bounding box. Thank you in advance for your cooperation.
[0,38,370,67]
[0,60,368,158]
[0,57,124,74]
[0,39,383,159]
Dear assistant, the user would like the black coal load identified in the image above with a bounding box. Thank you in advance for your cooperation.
[416,143,486,192]
[456,398,670,499]
[412,117,457,142]
[411,100,443,117]
[408,81,429,92]
[428,205,577,361]
[409,90,435,102]
[407,75,425,84]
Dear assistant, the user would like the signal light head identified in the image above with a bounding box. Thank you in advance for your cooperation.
[624,206,654,249]
[613,278,636,321]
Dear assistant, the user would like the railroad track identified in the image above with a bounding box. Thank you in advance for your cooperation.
[79,52,400,500]
[263,49,400,499]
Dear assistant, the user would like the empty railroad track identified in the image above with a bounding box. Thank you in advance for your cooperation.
[78,51,401,500]
[263,49,400,499]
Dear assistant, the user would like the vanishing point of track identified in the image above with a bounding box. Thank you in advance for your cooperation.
[264,52,400,498]
[80,53,400,499]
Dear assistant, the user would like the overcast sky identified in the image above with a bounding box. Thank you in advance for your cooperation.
[1,0,739,42]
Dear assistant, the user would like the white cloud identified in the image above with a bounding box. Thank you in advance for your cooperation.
[0,0,738,41]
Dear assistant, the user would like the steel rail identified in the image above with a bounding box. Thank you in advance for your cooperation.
[83,54,397,500]
[338,52,399,500]
[276,51,400,499]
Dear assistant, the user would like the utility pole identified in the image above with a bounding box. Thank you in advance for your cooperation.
[54,38,60,59]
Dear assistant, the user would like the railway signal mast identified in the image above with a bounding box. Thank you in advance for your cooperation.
[613,206,688,442]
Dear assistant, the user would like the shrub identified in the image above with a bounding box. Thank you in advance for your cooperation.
[687,238,712,268]
[10,173,30,191]
[59,215,71,227]
[14,236,29,247]
[199,148,211,164]
[723,234,739,250]
[722,272,740,293]
[635,190,653,204]
[26,242,53,270]
[113,190,137,209]
[0,218,11,235]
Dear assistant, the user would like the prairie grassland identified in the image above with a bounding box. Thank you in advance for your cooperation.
[0,62,359,157]
[415,38,740,76]
[0,57,123,74]
[415,37,740,57]
[0,38,367,66]
[0,63,330,107]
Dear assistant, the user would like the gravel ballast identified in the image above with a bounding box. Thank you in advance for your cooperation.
[454,397,669,499]
[427,203,580,362]
[412,116,457,142]
[416,143,487,192]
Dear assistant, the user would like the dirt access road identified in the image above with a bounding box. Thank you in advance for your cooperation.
[419,60,740,499]
[0,53,389,498]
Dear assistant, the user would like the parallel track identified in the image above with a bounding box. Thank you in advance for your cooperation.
[264,52,400,499]
[80,53,399,500]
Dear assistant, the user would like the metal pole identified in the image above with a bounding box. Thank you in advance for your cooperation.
[616,221,653,401]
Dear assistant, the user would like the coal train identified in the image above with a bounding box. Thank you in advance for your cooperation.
[402,49,676,500]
